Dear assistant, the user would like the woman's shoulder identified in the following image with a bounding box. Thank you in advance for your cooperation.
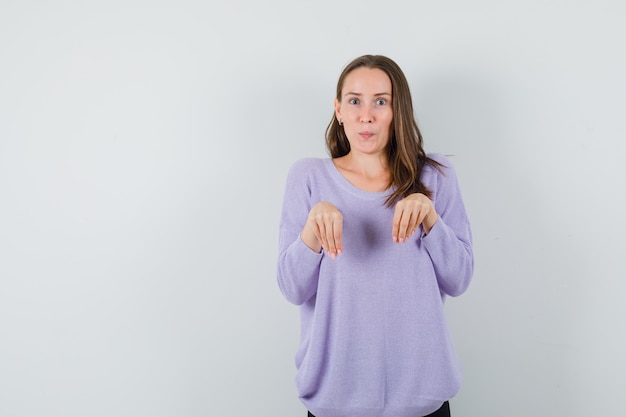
[426,152,453,168]
[422,153,462,192]
[285,157,330,182]
[424,153,456,177]
[289,157,328,171]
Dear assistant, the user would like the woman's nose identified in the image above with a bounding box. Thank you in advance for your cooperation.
[360,106,373,123]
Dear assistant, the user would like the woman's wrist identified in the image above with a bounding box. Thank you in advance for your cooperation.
[301,226,322,253]
[423,212,439,235]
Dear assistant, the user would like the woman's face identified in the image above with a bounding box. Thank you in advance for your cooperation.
[334,67,393,157]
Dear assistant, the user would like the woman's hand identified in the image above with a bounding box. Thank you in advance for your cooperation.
[301,202,343,259]
[392,193,438,243]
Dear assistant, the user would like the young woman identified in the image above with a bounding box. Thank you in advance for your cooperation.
[277,55,474,417]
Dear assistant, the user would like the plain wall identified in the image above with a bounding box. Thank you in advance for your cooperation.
[1,1,624,416]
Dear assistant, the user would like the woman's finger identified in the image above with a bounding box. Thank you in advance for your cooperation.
[331,214,343,256]
[393,205,414,243]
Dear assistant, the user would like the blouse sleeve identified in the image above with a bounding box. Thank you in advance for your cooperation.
[422,155,474,297]
[276,159,323,305]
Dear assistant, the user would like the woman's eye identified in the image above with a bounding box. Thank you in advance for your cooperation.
[349,98,359,105]
[376,98,387,106]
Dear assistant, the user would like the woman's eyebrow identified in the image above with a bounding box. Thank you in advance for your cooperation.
[344,91,391,96]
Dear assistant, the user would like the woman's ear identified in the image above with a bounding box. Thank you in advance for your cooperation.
[334,98,341,122]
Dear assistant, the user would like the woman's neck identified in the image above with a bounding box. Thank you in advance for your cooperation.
[333,152,391,192]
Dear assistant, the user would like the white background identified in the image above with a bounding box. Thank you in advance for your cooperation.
[1,1,625,416]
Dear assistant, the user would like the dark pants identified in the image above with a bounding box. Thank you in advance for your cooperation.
[308,401,450,417]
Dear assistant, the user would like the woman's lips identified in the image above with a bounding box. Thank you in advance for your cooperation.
[359,131,373,139]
